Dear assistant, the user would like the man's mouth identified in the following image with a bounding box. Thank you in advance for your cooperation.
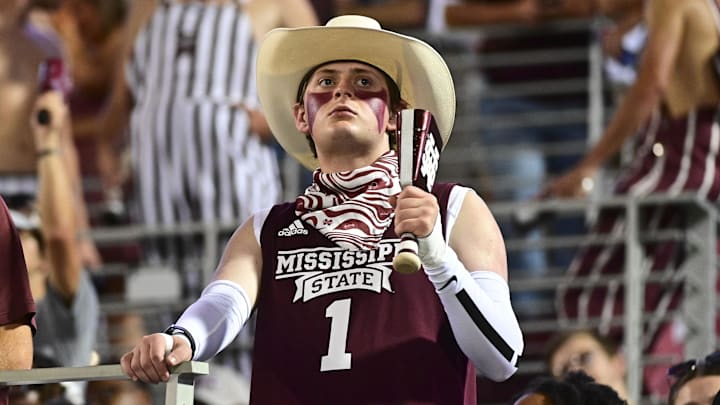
[330,105,356,115]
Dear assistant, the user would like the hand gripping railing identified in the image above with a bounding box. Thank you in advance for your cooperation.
[0,361,209,405]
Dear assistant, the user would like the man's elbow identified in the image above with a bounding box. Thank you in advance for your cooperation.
[471,335,524,382]
[476,359,518,382]
[6,353,33,370]
[0,324,34,370]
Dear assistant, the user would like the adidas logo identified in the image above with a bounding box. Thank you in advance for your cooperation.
[278,219,309,237]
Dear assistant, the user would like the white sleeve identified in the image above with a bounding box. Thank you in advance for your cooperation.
[173,209,269,360]
[419,186,523,381]
[424,249,524,381]
[174,279,252,361]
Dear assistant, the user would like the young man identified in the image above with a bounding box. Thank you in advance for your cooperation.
[0,196,35,405]
[545,329,631,404]
[541,0,720,395]
[0,0,102,269]
[121,15,524,403]
[12,90,100,369]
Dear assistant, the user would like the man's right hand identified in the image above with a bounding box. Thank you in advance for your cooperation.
[120,333,192,383]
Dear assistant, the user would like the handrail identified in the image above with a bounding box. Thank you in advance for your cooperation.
[0,361,209,405]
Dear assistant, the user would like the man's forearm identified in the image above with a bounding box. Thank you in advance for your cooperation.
[424,248,524,381]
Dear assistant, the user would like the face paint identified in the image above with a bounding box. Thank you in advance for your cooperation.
[303,88,389,135]
[305,91,334,133]
[355,89,388,134]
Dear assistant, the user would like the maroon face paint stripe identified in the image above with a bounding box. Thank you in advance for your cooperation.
[304,89,389,135]
[356,89,388,134]
[305,91,334,132]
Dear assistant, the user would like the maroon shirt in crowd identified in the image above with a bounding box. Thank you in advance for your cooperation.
[0,196,36,405]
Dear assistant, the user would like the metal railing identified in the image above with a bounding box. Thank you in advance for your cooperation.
[0,361,209,405]
[492,193,718,404]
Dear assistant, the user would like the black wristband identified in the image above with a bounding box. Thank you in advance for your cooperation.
[163,324,197,358]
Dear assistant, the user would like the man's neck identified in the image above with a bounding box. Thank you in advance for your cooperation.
[318,146,390,173]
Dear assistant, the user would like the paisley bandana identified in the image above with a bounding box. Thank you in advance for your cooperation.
[295,151,402,250]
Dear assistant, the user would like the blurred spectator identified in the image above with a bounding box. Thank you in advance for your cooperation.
[668,351,720,405]
[545,329,631,403]
[598,0,646,97]
[445,0,593,318]
[99,0,318,221]
[98,0,318,275]
[0,0,102,270]
[98,0,318,375]
[9,91,100,373]
[513,371,627,405]
[542,0,720,397]
[335,0,429,29]
[5,90,101,405]
[50,0,129,219]
[0,195,35,405]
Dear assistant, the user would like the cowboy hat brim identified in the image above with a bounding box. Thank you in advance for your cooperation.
[256,15,456,170]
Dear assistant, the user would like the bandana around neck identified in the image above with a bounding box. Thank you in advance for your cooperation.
[295,151,402,250]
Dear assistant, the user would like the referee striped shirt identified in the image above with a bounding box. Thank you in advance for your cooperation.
[127,1,280,227]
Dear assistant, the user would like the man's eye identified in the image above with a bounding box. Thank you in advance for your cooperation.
[319,78,334,87]
[357,77,372,87]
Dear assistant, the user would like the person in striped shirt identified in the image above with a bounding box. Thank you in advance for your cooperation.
[99,0,318,231]
[543,0,720,397]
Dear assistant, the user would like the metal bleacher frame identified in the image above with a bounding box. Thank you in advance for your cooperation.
[492,195,718,404]
[0,361,209,405]
[419,16,719,404]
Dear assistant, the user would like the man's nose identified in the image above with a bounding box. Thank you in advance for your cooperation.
[334,78,354,98]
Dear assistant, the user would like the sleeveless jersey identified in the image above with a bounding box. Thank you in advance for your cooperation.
[126,1,280,226]
[251,183,476,405]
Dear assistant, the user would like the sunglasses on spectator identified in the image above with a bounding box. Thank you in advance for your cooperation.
[668,351,720,388]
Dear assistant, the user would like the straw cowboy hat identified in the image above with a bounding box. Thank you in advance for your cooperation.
[256,15,456,170]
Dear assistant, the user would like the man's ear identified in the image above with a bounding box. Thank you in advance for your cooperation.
[387,110,398,133]
[293,102,310,134]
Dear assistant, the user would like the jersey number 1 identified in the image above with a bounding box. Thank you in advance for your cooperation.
[321,298,352,372]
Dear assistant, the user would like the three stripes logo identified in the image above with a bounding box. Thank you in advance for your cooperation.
[278,219,309,237]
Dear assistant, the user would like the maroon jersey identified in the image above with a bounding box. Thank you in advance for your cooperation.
[0,197,36,405]
[251,183,475,404]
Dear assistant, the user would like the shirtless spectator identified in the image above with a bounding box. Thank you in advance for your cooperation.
[0,0,101,269]
[541,0,720,398]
